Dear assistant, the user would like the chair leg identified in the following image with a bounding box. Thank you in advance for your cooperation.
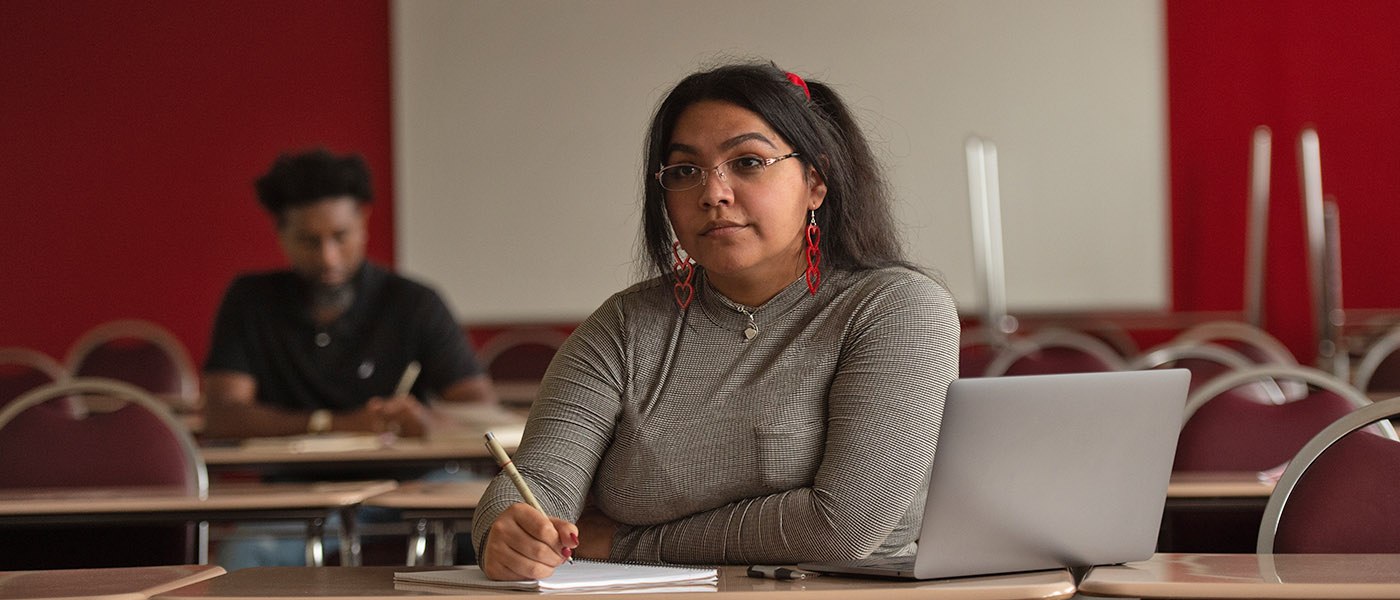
[306,516,325,566]
[339,507,361,566]
[435,520,457,566]
[407,518,428,566]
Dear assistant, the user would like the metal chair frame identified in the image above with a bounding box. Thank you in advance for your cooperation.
[1129,341,1255,371]
[1352,325,1400,393]
[1257,395,1400,553]
[1172,320,1298,366]
[1182,365,1389,429]
[0,377,210,563]
[0,347,67,382]
[63,319,199,404]
[982,327,1128,377]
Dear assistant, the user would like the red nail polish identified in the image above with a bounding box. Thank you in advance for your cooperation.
[562,547,572,559]
[570,533,579,545]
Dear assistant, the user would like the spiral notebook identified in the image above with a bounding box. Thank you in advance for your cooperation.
[393,560,718,592]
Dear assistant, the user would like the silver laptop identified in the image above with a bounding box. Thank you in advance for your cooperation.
[798,369,1189,580]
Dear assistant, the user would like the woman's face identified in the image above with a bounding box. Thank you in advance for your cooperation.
[663,100,826,296]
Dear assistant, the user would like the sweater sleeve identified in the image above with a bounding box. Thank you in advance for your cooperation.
[609,275,959,564]
[471,294,629,558]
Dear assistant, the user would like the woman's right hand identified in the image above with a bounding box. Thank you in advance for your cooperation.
[482,502,579,581]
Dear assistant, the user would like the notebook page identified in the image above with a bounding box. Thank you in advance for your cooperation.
[394,561,717,591]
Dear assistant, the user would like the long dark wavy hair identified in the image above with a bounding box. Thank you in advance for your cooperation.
[640,61,914,284]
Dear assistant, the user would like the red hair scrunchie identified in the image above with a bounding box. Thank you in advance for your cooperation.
[785,72,811,100]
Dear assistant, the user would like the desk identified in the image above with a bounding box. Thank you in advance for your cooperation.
[0,480,396,567]
[201,419,524,476]
[1079,553,1400,598]
[0,564,225,600]
[155,565,1077,599]
[1167,471,1275,501]
[364,480,490,566]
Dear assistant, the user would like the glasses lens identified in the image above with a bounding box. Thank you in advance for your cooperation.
[724,156,768,179]
[659,165,702,191]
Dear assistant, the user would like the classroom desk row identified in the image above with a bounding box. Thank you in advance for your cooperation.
[0,471,1274,571]
[8,554,1400,600]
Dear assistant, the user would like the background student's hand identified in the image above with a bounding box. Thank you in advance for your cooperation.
[483,502,579,581]
[336,395,429,437]
[367,394,430,437]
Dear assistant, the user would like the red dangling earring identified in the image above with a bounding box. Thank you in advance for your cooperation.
[672,241,696,309]
[805,211,821,294]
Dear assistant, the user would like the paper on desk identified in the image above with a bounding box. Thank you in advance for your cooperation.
[241,433,384,453]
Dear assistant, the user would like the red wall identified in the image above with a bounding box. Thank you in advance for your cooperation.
[1168,0,1400,361]
[0,1,394,365]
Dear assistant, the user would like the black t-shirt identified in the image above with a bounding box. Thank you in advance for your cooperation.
[204,262,482,412]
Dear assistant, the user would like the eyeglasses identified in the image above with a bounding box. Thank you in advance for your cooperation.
[654,152,801,192]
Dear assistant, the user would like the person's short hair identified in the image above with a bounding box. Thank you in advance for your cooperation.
[640,61,911,282]
[255,148,373,221]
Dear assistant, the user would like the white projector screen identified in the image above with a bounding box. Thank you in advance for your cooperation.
[392,0,1167,324]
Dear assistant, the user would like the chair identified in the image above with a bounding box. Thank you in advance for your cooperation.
[958,326,1011,379]
[981,328,1128,377]
[1129,341,1253,393]
[1171,320,1298,366]
[0,378,209,568]
[0,347,66,408]
[1257,395,1400,553]
[1175,365,1393,472]
[1351,324,1400,395]
[475,327,568,405]
[65,319,199,414]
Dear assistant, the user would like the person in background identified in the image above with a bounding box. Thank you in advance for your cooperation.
[203,148,496,569]
[203,148,495,441]
[471,61,959,580]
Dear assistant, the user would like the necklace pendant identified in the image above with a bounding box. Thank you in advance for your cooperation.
[744,326,759,340]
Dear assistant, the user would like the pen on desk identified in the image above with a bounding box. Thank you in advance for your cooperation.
[747,565,816,580]
[484,431,574,565]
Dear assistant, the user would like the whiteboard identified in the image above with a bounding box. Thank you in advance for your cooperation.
[392,0,1167,323]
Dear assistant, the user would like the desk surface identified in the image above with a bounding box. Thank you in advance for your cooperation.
[0,480,398,516]
[0,564,225,600]
[363,480,490,510]
[154,565,1076,600]
[1166,471,1275,498]
[1079,553,1400,599]
[201,418,524,469]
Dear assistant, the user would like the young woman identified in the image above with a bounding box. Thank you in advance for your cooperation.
[472,61,959,581]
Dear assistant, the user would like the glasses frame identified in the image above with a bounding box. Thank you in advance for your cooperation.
[654,152,801,192]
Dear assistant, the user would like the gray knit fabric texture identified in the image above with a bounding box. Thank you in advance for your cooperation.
[472,266,960,565]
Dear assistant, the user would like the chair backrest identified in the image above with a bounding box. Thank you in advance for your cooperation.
[958,326,1010,379]
[1129,341,1253,393]
[0,377,208,493]
[1258,395,1400,553]
[1175,365,1394,472]
[1352,325,1400,394]
[982,328,1128,377]
[1172,320,1298,366]
[65,319,199,412]
[475,327,569,382]
[0,378,209,568]
[0,347,66,408]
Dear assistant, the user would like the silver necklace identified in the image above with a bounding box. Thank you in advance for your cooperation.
[736,305,759,341]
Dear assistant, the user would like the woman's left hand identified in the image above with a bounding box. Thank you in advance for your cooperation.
[573,506,620,560]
